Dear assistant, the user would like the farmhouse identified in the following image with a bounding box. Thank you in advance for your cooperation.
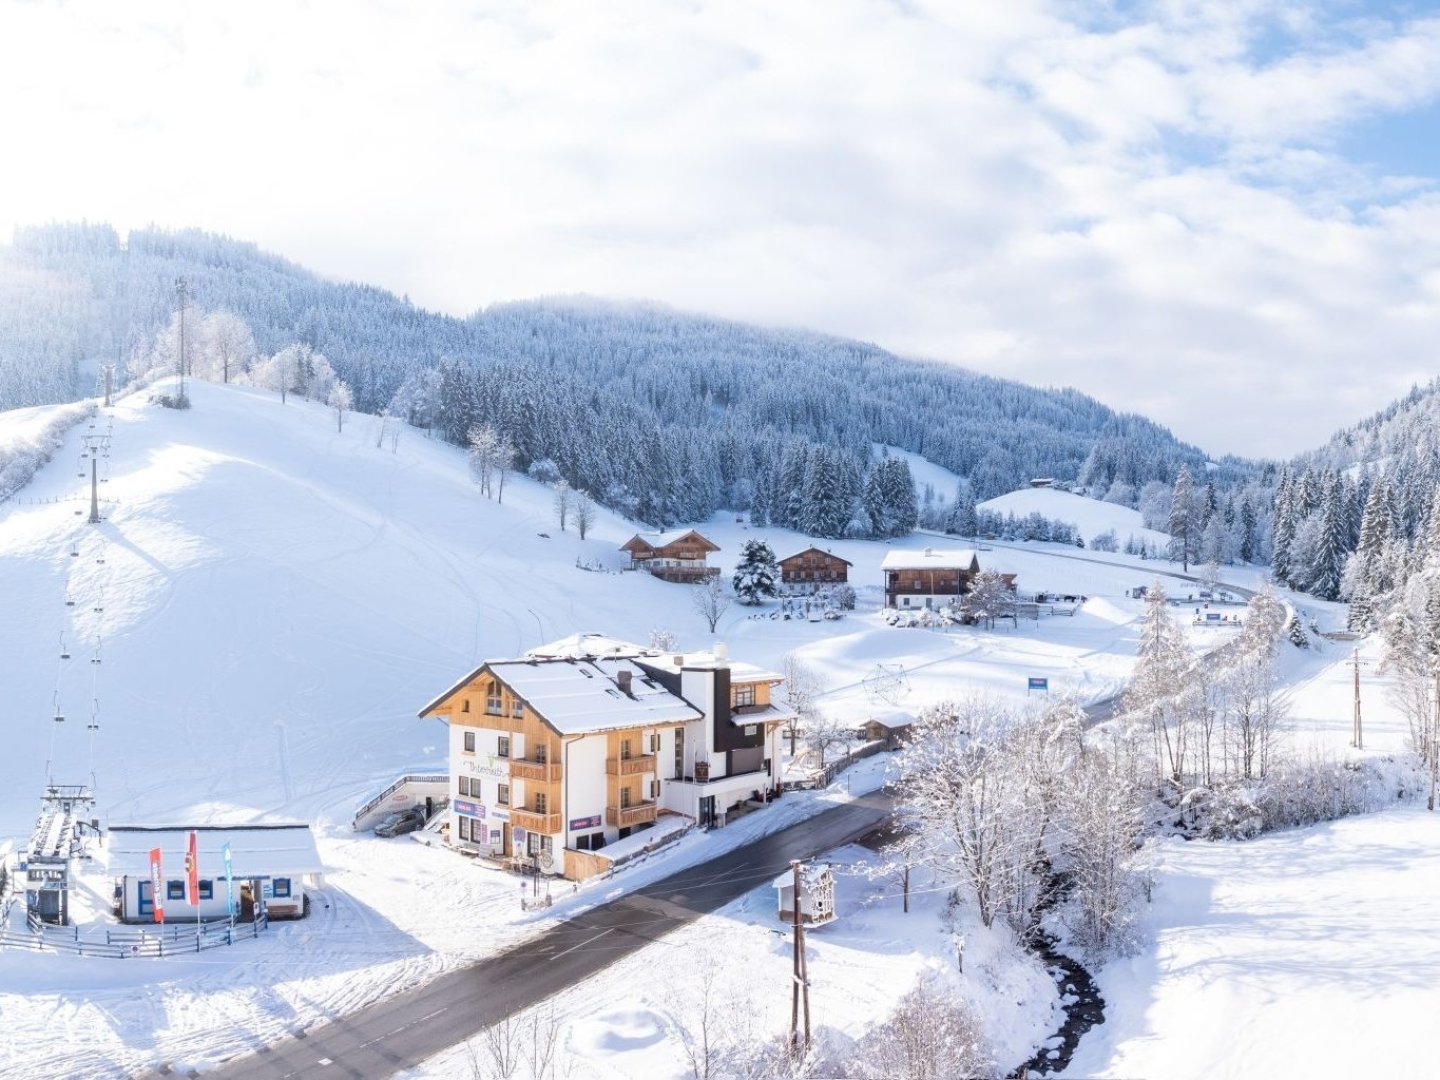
[419,633,793,880]
[882,547,983,609]
[619,529,720,583]
[106,823,323,923]
[779,547,852,590]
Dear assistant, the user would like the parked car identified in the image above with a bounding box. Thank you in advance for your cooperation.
[374,807,427,837]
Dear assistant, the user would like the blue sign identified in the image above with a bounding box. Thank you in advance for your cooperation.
[569,815,602,831]
[1028,677,1049,691]
[1206,612,1222,622]
[454,799,484,819]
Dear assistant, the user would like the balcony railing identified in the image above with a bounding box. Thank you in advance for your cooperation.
[606,802,658,828]
[509,758,562,783]
[606,754,655,776]
[510,807,562,834]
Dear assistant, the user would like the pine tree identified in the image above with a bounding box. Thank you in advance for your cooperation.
[1271,470,1297,587]
[1167,464,1197,571]
[1309,472,1349,601]
[731,539,780,604]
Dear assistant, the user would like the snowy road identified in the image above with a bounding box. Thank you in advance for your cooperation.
[198,793,893,1079]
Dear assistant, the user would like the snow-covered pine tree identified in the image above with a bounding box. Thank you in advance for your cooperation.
[1309,471,1349,601]
[731,539,779,605]
[1167,464,1197,571]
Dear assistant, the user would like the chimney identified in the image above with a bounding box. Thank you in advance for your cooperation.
[673,654,685,667]
[617,669,633,696]
[714,642,729,664]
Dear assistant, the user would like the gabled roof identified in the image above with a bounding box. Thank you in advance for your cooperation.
[779,546,853,567]
[527,633,650,661]
[880,548,980,571]
[104,823,323,878]
[620,529,720,555]
[422,656,703,736]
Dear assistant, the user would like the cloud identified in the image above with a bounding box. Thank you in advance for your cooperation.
[1,0,1439,460]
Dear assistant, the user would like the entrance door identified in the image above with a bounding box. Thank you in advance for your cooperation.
[700,795,716,827]
[502,823,512,856]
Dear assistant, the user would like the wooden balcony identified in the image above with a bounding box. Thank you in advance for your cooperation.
[510,807,562,834]
[606,802,658,828]
[606,754,655,777]
[509,758,562,783]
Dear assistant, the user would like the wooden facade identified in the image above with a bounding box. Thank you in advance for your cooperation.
[882,549,982,609]
[778,547,852,589]
[620,530,720,583]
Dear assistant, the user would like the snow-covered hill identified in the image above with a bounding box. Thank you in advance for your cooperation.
[979,486,1170,549]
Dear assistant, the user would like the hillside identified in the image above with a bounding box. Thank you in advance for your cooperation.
[0,223,1240,521]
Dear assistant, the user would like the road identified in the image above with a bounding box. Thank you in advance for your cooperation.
[196,792,893,1080]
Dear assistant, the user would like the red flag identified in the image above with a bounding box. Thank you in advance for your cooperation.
[186,830,200,906]
[148,847,166,924]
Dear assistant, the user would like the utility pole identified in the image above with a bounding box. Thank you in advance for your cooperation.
[1431,670,1439,813]
[1352,648,1363,751]
[789,859,811,1051]
[175,277,188,402]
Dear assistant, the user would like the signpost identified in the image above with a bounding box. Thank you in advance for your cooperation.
[1027,676,1048,693]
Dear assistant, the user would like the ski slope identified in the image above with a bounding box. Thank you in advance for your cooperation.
[0,379,1399,1078]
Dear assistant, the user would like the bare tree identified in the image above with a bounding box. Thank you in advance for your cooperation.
[198,309,256,384]
[649,627,678,652]
[468,425,498,495]
[494,437,516,504]
[553,479,573,531]
[573,489,595,539]
[846,979,993,1080]
[691,576,731,634]
[781,653,822,755]
[328,381,352,433]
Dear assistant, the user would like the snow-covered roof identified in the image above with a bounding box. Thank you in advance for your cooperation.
[865,708,915,730]
[104,823,323,879]
[772,863,833,891]
[880,548,980,570]
[487,657,702,735]
[779,546,853,566]
[527,633,650,661]
[637,651,783,683]
[620,528,719,553]
[728,702,796,728]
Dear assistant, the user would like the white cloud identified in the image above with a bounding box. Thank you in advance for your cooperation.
[1,0,1438,460]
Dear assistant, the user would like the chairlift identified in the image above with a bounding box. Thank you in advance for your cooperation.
[64,596,75,606]
[93,606,104,613]
[60,634,70,660]
[69,545,79,557]
[54,713,64,723]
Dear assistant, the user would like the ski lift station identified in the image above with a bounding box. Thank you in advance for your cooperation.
[104,823,324,923]
[774,863,837,927]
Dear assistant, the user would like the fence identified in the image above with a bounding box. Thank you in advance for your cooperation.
[0,911,269,958]
[352,772,449,829]
[786,740,889,791]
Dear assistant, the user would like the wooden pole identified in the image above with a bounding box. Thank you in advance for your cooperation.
[1352,648,1363,750]
[789,859,811,1050]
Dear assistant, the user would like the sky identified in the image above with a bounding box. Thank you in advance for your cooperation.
[3,0,1440,460]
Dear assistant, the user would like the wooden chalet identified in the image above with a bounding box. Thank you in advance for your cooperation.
[620,529,720,583]
[881,547,982,609]
[779,547,852,591]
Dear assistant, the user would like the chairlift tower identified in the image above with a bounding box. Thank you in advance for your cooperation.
[22,783,98,926]
[82,432,111,524]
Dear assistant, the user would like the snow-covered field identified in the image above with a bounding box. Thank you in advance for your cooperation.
[1066,806,1440,1080]
[0,379,1422,1078]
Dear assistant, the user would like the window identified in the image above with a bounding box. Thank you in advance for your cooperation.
[166,880,184,901]
[461,698,470,713]
[497,736,510,759]
[497,784,510,806]
[650,779,660,799]
[463,731,476,753]
[138,881,154,915]
[650,733,661,753]
[575,832,604,851]
[732,684,756,708]
[620,738,632,760]
[534,743,547,764]
[273,878,292,898]
[511,699,524,719]
[534,791,548,813]
[620,786,632,808]
[458,816,472,842]
[199,880,213,900]
[458,776,471,797]
[485,681,503,716]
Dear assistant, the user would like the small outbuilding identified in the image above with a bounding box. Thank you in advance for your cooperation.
[774,863,837,927]
[861,708,915,749]
[106,823,324,924]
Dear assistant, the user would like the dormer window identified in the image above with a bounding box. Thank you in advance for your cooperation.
[732,684,756,709]
[485,681,503,716]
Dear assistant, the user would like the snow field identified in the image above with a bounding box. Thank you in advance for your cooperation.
[0,380,1344,1078]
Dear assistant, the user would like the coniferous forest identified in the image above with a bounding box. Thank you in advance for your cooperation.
[2,222,1275,540]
